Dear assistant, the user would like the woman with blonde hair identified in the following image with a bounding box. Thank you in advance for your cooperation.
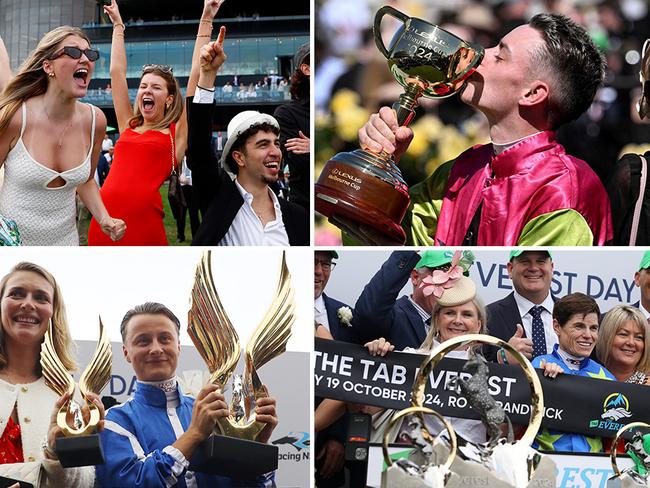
[365,272,489,444]
[0,35,10,93]
[0,262,105,487]
[0,26,125,246]
[595,305,650,384]
[87,0,223,245]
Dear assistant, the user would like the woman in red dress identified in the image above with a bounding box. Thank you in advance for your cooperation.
[88,0,224,245]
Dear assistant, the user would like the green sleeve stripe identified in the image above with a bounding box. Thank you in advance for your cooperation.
[403,160,454,245]
[518,209,594,246]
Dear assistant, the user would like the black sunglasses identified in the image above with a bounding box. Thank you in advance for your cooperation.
[51,46,100,62]
[142,64,174,74]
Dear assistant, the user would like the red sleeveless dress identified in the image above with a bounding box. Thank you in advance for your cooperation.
[88,123,176,246]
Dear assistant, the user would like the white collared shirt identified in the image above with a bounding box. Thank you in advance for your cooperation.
[193,86,215,104]
[407,296,431,334]
[513,291,557,353]
[315,294,329,331]
[218,179,289,246]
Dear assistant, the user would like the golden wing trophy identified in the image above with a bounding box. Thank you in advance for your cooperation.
[608,422,650,488]
[187,250,295,478]
[409,334,556,488]
[40,318,112,467]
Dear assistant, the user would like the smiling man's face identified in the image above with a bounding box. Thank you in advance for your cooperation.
[122,314,181,382]
[507,251,553,303]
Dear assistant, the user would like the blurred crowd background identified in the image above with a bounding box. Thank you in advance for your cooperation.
[314,0,650,244]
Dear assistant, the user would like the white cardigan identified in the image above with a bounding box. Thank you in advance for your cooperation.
[0,377,94,487]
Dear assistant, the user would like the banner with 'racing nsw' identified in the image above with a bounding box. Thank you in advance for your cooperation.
[314,338,650,438]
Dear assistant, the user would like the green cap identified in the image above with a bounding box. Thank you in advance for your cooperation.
[639,251,650,270]
[509,250,552,261]
[415,250,454,270]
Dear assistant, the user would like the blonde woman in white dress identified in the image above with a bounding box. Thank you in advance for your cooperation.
[0,26,125,245]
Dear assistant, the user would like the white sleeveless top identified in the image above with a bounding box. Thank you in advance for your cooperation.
[0,103,95,246]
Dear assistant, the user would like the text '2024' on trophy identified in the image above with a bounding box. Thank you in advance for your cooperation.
[187,251,295,478]
[315,5,484,244]
[40,318,112,467]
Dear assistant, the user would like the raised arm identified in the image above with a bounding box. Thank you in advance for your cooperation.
[0,35,10,93]
[103,0,132,132]
[196,28,227,92]
[187,0,225,98]
[175,0,224,166]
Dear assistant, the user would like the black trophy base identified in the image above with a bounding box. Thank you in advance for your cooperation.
[55,433,105,467]
[189,435,278,478]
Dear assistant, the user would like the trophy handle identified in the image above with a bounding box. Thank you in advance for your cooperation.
[610,421,650,477]
[373,6,410,59]
[381,405,457,471]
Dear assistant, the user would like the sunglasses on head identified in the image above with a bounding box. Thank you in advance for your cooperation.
[637,38,650,119]
[51,46,100,62]
[142,64,174,74]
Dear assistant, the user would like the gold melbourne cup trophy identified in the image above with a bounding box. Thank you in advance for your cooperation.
[315,5,484,244]
[187,251,295,478]
[40,318,112,467]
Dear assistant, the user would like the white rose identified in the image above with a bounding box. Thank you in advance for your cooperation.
[337,306,353,326]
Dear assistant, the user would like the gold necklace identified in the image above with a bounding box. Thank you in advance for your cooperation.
[42,101,75,148]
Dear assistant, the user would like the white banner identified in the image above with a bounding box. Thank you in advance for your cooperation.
[367,445,634,488]
[326,249,646,312]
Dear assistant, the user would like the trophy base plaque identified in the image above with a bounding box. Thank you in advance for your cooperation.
[607,473,649,488]
[55,434,104,467]
[315,149,410,245]
[445,455,557,488]
[189,435,278,478]
[381,464,450,488]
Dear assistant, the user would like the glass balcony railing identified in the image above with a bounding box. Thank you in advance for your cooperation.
[90,36,309,79]
[81,86,292,106]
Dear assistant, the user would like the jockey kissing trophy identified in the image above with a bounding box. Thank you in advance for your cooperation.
[315,5,483,244]
[40,318,112,467]
[187,250,295,477]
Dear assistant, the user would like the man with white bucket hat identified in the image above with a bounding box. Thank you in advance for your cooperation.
[186,32,308,245]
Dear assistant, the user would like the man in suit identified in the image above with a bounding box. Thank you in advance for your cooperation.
[314,250,358,343]
[633,251,650,319]
[314,250,355,487]
[486,250,557,364]
[186,37,308,246]
[353,250,456,350]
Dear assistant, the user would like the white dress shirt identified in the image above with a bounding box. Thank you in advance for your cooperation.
[218,180,289,246]
[193,87,289,246]
[513,291,557,354]
[315,294,329,331]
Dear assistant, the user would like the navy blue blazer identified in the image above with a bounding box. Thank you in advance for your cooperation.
[485,291,557,360]
[322,293,359,343]
[353,251,426,350]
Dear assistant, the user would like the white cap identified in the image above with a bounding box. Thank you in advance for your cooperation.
[220,110,280,169]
